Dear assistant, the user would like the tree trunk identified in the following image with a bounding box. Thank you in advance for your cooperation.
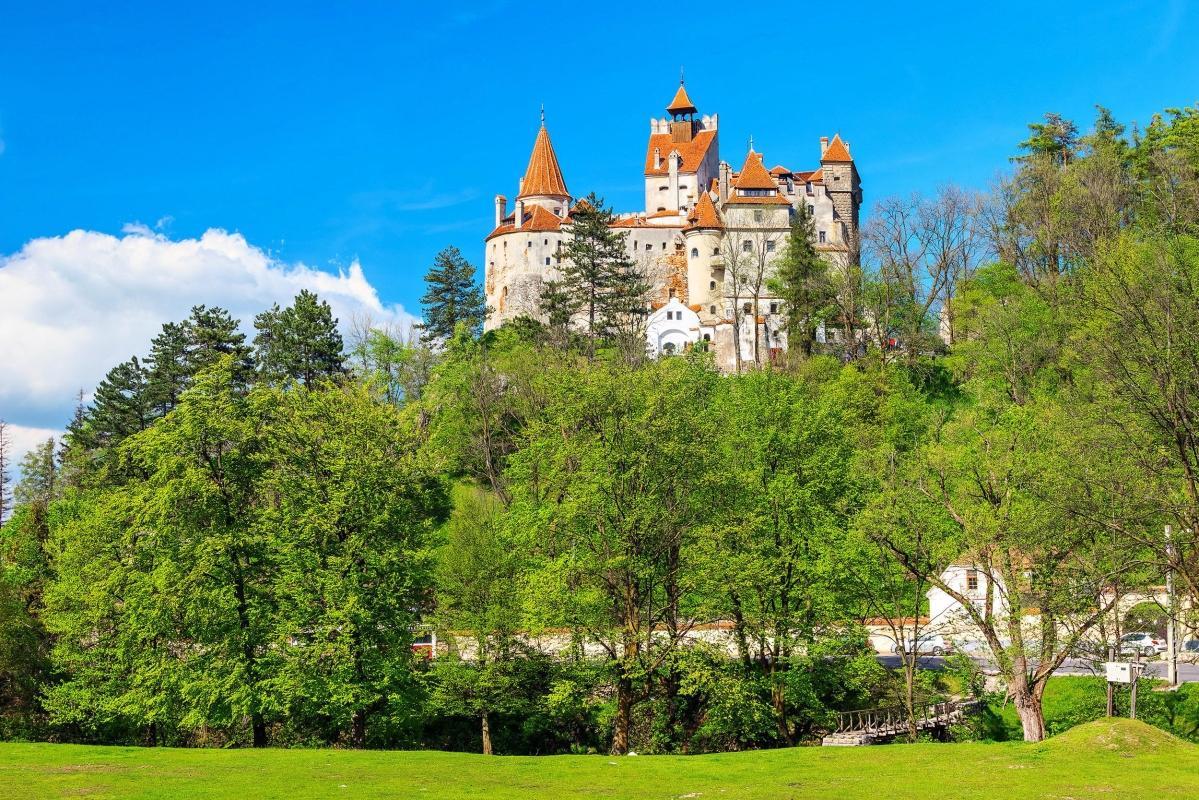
[481,709,493,755]
[350,709,368,748]
[611,671,632,755]
[1012,678,1046,742]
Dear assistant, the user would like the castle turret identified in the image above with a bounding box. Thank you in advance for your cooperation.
[819,133,861,242]
[516,110,570,215]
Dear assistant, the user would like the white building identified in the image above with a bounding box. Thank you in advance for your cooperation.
[483,81,862,370]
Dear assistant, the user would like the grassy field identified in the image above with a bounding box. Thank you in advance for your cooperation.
[1,719,1196,800]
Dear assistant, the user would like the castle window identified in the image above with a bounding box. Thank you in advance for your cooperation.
[645,243,652,251]
[819,230,826,243]
[967,570,979,591]
[712,247,719,256]
[709,280,716,290]
[833,175,841,181]
[545,257,550,265]
[806,182,813,194]
[786,180,794,194]
[669,288,676,298]
[544,239,548,245]
[659,186,668,191]
[662,242,667,250]
[690,248,698,258]
[554,208,561,215]
[742,241,752,253]
[527,241,532,247]
[657,207,666,212]
[770,302,779,314]
[753,210,763,222]
[709,305,716,314]
[742,302,752,314]
[808,204,814,215]
[703,333,711,342]
[766,241,776,252]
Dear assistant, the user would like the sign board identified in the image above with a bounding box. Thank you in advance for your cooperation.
[1105,662,1140,684]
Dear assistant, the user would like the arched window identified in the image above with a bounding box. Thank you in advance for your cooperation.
[690,247,699,258]
[662,342,677,355]
[709,280,716,290]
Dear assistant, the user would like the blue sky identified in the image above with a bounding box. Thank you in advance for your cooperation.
[0,1,1197,446]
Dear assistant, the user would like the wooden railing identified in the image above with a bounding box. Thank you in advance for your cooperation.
[834,699,968,735]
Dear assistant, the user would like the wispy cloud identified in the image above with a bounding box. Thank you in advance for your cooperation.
[351,185,481,213]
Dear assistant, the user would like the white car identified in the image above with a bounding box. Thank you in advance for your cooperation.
[892,634,955,656]
[1118,632,1166,658]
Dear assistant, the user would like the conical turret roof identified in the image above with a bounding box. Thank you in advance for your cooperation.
[667,81,698,116]
[517,119,569,199]
[685,191,723,231]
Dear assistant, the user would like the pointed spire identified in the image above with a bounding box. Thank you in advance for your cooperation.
[666,77,698,117]
[517,116,569,199]
[733,150,777,191]
[685,190,723,231]
[748,134,754,153]
[821,133,853,162]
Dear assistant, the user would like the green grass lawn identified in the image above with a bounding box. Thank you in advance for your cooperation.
[2,719,1196,800]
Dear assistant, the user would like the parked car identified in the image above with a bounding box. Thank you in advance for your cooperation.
[1118,632,1166,658]
[1181,639,1199,663]
[892,634,955,656]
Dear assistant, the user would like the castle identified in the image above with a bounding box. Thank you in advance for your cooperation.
[483,81,861,370]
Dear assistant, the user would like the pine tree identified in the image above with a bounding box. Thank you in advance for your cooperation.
[146,306,251,414]
[538,278,579,349]
[253,290,345,387]
[559,193,646,354]
[420,246,487,341]
[770,207,834,360]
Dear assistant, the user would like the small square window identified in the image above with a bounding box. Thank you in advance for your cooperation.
[645,243,653,251]
[770,302,778,314]
[967,570,979,591]
[742,241,752,253]
[766,241,776,252]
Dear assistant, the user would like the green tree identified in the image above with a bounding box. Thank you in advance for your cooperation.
[253,290,346,387]
[420,246,487,341]
[432,487,525,754]
[263,380,447,746]
[559,193,647,355]
[509,356,720,753]
[769,206,833,360]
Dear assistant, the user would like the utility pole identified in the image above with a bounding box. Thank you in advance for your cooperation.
[1166,524,1178,687]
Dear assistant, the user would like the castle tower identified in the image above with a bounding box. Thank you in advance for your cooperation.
[645,79,719,217]
[516,110,571,218]
[819,133,861,244]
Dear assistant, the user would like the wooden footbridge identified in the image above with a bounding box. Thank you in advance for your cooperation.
[822,699,974,746]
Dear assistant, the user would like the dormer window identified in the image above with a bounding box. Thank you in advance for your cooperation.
[554,208,561,215]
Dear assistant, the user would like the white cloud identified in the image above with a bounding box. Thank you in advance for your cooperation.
[3,423,60,480]
[0,228,418,432]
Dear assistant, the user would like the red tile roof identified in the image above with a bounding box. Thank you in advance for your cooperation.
[485,204,563,240]
[644,129,717,176]
[684,191,723,230]
[821,133,853,162]
[732,151,778,190]
[769,165,791,175]
[666,82,698,115]
[724,193,791,205]
[517,124,569,199]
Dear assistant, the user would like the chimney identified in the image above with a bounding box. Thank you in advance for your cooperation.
[494,195,507,228]
[654,147,662,170]
[820,136,829,156]
[515,200,525,228]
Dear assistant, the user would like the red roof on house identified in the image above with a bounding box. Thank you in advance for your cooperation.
[485,204,563,240]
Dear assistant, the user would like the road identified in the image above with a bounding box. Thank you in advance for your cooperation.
[876,655,1199,683]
